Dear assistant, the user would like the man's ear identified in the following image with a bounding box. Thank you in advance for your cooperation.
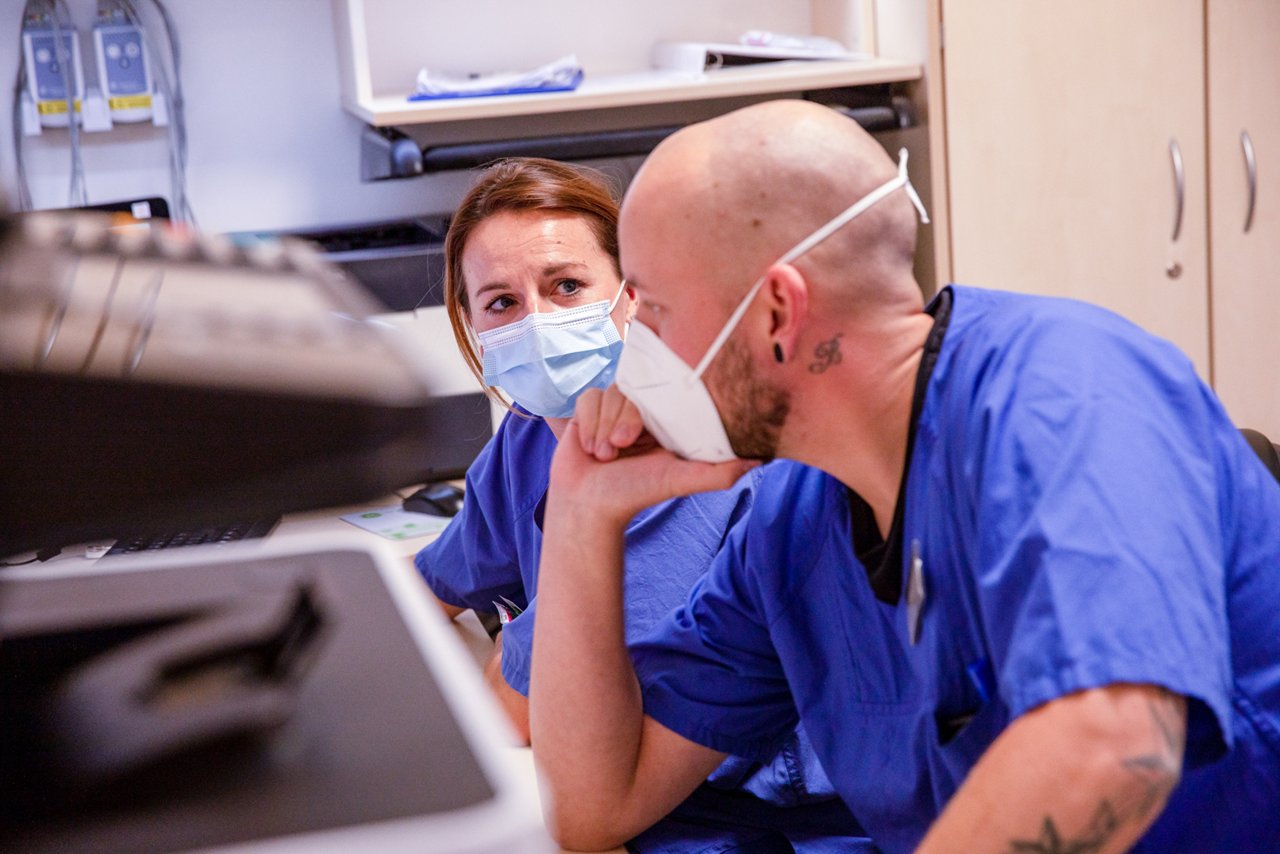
[764,263,809,363]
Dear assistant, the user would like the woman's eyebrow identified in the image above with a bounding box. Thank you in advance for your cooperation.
[474,281,509,299]
[540,261,590,277]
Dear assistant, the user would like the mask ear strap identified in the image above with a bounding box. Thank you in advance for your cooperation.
[691,149,926,380]
[897,149,930,225]
[693,274,768,379]
[609,278,629,312]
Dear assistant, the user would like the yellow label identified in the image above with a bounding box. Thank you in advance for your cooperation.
[109,94,153,111]
[36,99,82,115]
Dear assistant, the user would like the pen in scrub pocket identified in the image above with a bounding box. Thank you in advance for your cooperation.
[966,657,996,705]
[493,595,524,626]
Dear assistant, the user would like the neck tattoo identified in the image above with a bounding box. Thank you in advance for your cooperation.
[808,333,844,374]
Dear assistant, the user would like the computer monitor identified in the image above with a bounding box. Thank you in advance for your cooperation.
[231,215,450,313]
[409,390,492,483]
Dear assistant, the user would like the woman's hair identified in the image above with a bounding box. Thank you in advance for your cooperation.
[443,157,622,405]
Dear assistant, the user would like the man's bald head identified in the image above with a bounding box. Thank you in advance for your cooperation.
[621,100,921,315]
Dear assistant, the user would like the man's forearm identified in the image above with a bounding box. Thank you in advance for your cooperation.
[530,493,646,846]
[529,413,748,849]
[918,684,1186,854]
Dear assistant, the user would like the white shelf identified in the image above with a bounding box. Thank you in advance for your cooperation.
[344,58,922,127]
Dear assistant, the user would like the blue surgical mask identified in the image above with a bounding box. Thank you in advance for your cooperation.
[478,279,628,418]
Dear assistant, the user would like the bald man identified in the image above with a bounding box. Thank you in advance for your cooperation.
[530,100,1280,853]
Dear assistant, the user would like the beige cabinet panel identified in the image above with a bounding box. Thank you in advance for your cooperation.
[940,0,1210,375]
[1208,0,1280,438]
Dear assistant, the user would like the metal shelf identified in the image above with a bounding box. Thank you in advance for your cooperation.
[344,58,922,127]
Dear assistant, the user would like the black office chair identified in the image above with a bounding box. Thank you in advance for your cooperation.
[1240,428,1280,483]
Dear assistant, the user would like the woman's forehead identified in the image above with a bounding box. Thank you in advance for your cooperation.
[472,211,602,260]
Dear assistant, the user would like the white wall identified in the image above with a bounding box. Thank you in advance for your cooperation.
[2,0,930,231]
[0,0,474,232]
[357,0,823,95]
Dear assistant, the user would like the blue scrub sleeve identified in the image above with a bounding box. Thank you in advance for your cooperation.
[414,440,527,614]
[630,524,799,764]
[499,598,535,696]
[962,312,1233,765]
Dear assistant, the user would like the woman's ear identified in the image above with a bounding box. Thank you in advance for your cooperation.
[624,282,638,323]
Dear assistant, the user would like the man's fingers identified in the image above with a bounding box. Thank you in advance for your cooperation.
[591,386,632,460]
[573,388,605,455]
[609,398,646,450]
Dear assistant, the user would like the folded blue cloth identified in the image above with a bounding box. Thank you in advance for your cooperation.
[409,54,583,101]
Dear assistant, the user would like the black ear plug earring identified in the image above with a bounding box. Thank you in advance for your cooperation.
[773,342,785,364]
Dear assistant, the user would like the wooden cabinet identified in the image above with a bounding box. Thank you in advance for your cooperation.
[1207,1,1280,438]
[933,1,1280,435]
[935,0,1210,375]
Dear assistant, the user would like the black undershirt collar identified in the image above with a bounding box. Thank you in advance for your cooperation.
[847,287,953,605]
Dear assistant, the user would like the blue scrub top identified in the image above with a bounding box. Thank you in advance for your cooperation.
[416,408,872,852]
[631,285,1280,854]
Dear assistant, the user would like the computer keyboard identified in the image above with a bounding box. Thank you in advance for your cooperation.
[104,518,281,557]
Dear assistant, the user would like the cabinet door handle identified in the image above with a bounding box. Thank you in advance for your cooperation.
[1169,138,1185,242]
[1242,130,1257,234]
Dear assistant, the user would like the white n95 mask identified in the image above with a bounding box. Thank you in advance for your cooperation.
[616,149,929,463]
[478,279,628,418]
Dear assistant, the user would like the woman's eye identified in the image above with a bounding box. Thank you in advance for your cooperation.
[555,278,585,296]
[485,295,515,313]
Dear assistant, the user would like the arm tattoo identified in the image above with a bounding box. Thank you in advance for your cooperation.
[1118,696,1185,819]
[1008,803,1118,854]
[1005,691,1186,854]
[808,333,844,374]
